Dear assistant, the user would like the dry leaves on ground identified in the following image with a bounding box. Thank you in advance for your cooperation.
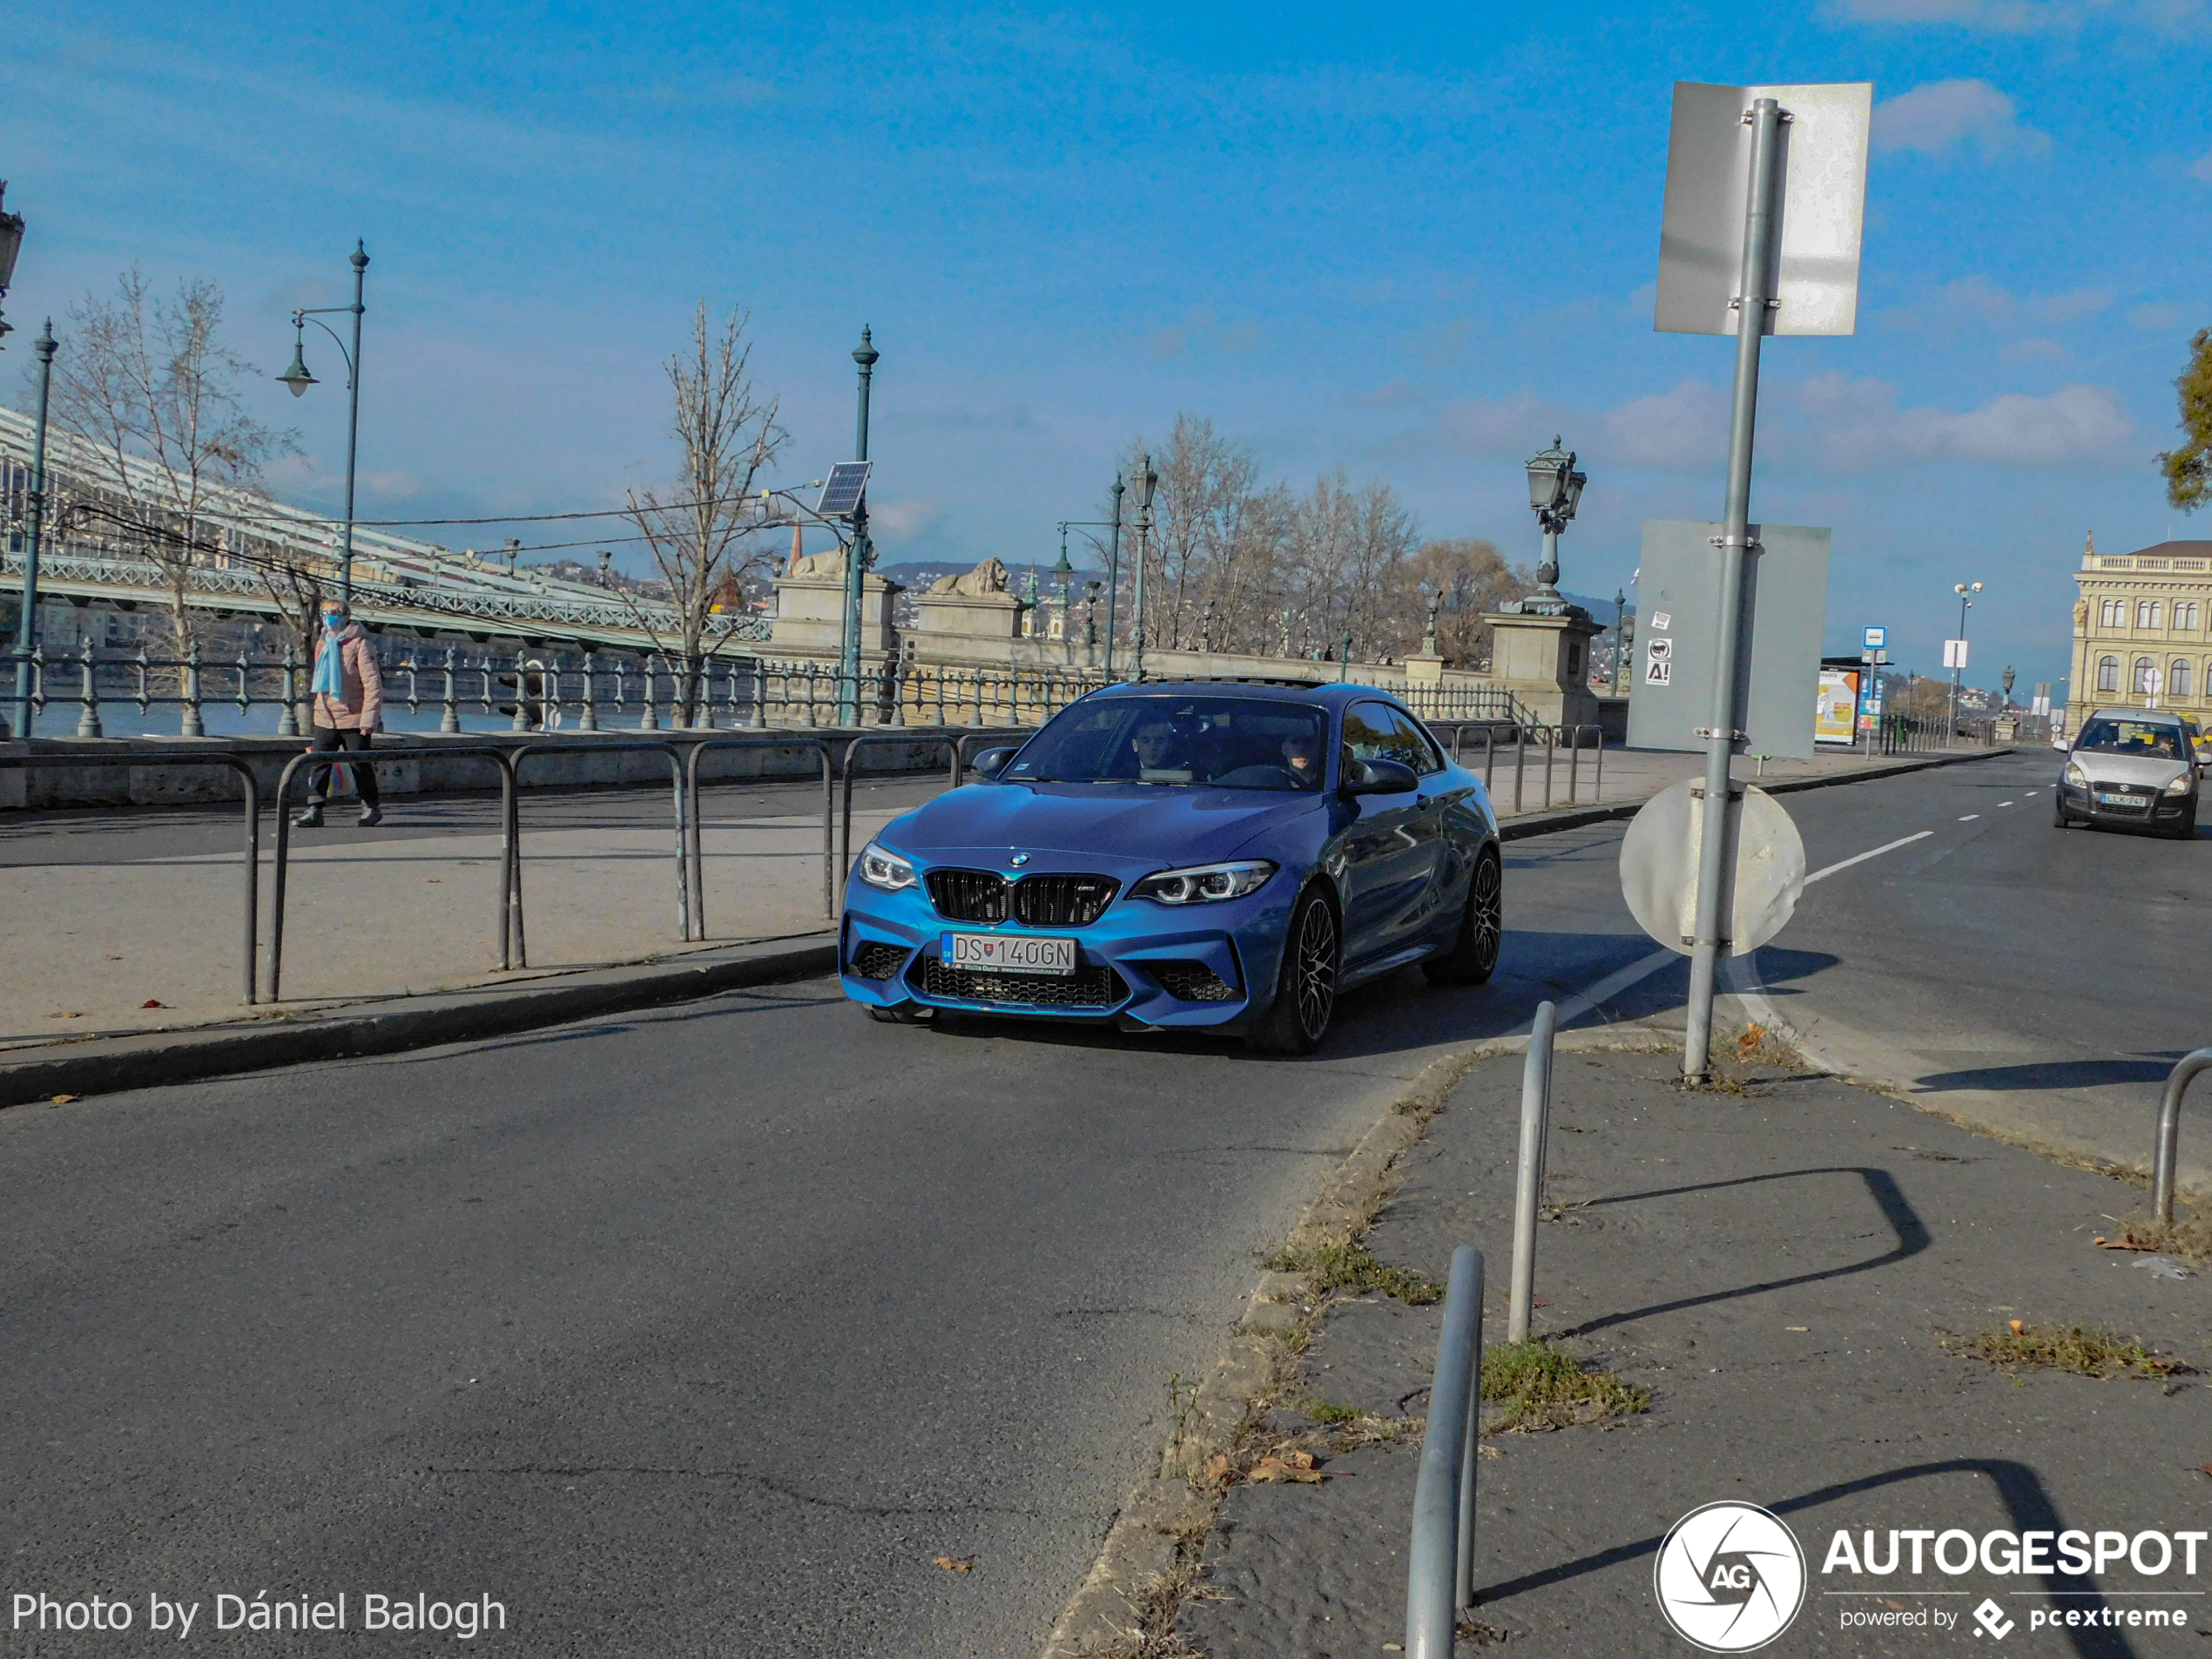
[49,1094,78,1105]
[139,999,167,1009]
[1247,1450,1326,1485]
[931,1556,975,1574]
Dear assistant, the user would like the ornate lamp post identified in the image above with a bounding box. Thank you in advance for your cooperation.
[1129,455,1157,679]
[1520,435,1587,614]
[277,242,370,601]
[1612,587,1629,695]
[1948,579,1982,734]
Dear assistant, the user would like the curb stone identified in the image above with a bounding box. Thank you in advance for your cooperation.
[0,935,838,1108]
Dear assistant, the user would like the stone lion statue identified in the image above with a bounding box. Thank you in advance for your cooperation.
[928,556,1009,597]
[788,549,846,581]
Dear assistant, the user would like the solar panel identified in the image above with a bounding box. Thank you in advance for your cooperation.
[816,462,873,518]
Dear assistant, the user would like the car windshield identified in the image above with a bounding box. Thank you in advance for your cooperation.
[1004,696,1331,791]
[2075,718,2185,759]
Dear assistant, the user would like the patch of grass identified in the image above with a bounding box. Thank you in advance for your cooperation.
[1730,1021,1804,1071]
[2095,1213,2212,1261]
[1480,1340,1651,1433]
[1264,1241,1444,1305]
[1303,1399,1362,1426]
[1947,1322,2191,1379]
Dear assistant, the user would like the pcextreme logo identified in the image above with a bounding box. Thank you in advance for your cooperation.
[1654,1502,1808,1652]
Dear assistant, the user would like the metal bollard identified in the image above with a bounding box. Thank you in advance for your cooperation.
[1406,1244,1486,1656]
[2153,1049,2212,1224]
[181,640,206,737]
[440,646,461,733]
[577,651,598,732]
[1507,1000,1557,1345]
[77,637,103,738]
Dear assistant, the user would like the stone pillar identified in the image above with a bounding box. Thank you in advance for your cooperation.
[1481,607,1604,728]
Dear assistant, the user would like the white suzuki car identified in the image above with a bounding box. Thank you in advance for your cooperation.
[2054,709,2202,839]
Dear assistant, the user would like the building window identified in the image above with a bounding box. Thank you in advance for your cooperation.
[2136,657,2159,695]
[2174,660,2194,699]
[2097,656,2120,692]
[2101,598,2122,627]
[2181,602,2202,631]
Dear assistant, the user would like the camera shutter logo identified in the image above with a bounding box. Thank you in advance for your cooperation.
[1653,1501,1806,1652]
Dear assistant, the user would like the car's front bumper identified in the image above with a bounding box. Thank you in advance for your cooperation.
[839,875,1296,1028]
[2059,779,2195,826]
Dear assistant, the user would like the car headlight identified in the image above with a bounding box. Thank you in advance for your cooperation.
[2167,772,2195,795]
[1130,860,1277,905]
[2064,762,2087,788]
[856,841,919,892]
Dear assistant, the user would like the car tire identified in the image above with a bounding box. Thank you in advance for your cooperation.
[1247,887,1340,1057]
[2171,804,2197,840]
[1422,844,1502,986]
[2053,798,2073,828]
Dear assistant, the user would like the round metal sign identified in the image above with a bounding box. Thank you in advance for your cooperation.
[1619,779,1806,958]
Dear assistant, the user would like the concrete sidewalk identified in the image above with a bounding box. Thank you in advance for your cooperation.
[1169,1043,2211,1656]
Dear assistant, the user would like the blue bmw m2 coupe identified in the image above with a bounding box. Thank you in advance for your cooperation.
[838,681,1503,1054]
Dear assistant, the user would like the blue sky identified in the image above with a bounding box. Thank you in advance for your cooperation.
[5,0,2209,697]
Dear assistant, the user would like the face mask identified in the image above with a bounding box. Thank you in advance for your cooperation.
[323,612,344,632]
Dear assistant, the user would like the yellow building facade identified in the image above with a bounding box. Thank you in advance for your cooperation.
[2069,535,2212,726]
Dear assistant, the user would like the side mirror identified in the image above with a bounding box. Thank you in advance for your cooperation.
[1341,757,1419,797]
[970,745,1020,779]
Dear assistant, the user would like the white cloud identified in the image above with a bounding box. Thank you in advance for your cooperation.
[1426,395,1575,458]
[2192,152,2212,183]
[1602,381,1730,469]
[1875,80,2050,157]
[2128,303,2189,330]
[2001,337,2069,362]
[1880,275,2111,334]
[866,498,942,536]
[1791,374,2133,468]
[1346,378,1425,410]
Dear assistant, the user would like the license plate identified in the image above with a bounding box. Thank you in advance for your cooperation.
[2096,792,2144,808]
[941,933,1076,975]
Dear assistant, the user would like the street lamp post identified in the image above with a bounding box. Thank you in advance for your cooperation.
[1612,588,1628,695]
[277,241,370,601]
[1521,436,1588,613]
[1101,476,1124,680]
[840,327,878,727]
[1948,580,1981,739]
[1129,455,1157,680]
[8,319,57,741]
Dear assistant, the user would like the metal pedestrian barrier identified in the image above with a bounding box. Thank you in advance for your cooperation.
[509,740,694,961]
[0,752,263,1005]
[1406,1244,1487,1658]
[684,735,837,934]
[268,745,519,1000]
[1507,1000,1557,1345]
[2153,1049,2212,1223]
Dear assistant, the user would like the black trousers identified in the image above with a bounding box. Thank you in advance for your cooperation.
[305,726,380,806]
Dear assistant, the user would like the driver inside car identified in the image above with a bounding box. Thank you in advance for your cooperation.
[1280,731,1322,779]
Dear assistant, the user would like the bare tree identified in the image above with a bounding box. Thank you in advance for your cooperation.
[1281,470,1419,659]
[50,269,292,656]
[1386,537,1527,667]
[624,302,788,724]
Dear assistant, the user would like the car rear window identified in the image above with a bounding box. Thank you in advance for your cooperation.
[1004,696,1331,790]
[2075,718,2185,759]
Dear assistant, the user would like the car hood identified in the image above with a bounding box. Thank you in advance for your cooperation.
[2070,750,2192,788]
[881,781,1321,870]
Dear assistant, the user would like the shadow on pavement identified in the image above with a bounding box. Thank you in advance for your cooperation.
[1915,1057,2190,1093]
[1554,1165,1926,1339]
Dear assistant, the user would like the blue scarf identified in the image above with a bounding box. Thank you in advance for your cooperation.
[313,620,348,697]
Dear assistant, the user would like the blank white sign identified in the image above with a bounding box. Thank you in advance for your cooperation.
[1656,80,1872,338]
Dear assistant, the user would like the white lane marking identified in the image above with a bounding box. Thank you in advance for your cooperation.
[1804,830,1933,886]
[1547,946,1681,1030]
[1959,813,1979,821]
[1999,800,2014,807]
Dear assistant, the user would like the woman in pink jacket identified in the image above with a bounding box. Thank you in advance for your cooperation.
[295,599,385,828]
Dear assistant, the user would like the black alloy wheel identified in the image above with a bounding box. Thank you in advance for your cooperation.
[1423,844,1503,986]
[1249,887,1340,1056]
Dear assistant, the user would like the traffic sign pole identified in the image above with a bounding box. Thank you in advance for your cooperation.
[1683,96,1784,1082]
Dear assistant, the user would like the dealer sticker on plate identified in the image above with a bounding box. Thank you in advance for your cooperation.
[941,933,1076,975]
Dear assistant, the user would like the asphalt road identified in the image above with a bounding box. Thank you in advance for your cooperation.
[3,745,2198,1657]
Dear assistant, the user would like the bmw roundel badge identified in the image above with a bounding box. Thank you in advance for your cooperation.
[1008,853,1029,867]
